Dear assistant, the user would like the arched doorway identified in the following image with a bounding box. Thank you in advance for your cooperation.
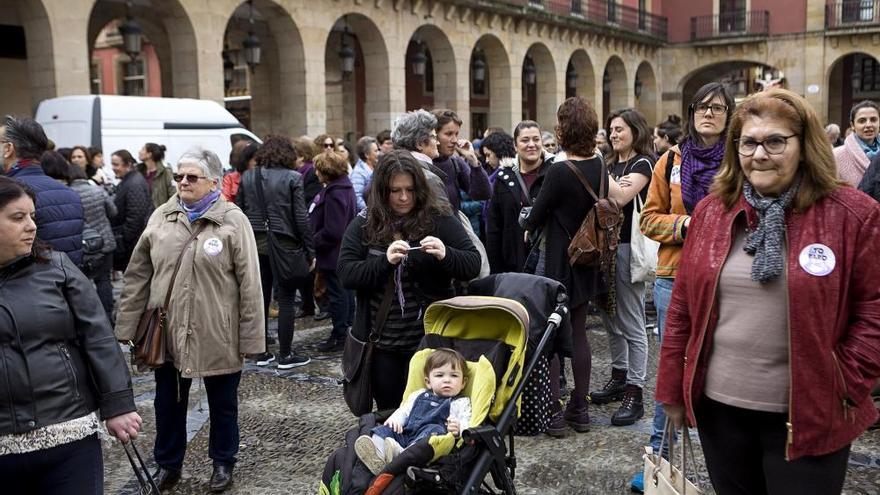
[565,49,596,103]
[0,0,56,114]
[602,56,627,124]
[828,52,880,128]
[469,35,511,139]
[325,14,390,142]
[680,61,784,117]
[404,25,456,112]
[635,61,658,125]
[89,19,162,97]
[522,43,557,129]
[223,0,306,136]
[88,0,198,98]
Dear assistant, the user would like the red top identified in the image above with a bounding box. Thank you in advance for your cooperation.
[656,187,880,460]
[221,171,241,203]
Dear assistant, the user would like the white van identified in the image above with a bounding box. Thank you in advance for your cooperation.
[35,95,260,171]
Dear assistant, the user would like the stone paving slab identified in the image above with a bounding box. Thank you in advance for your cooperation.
[102,315,880,494]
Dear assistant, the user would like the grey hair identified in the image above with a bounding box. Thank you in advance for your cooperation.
[356,136,377,161]
[391,109,437,152]
[3,115,48,160]
[177,148,223,181]
[825,123,840,135]
[541,131,556,142]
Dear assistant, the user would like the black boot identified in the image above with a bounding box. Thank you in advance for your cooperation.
[209,464,234,492]
[589,368,628,405]
[151,467,182,491]
[611,385,645,426]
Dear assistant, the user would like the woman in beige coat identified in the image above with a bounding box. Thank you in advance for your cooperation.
[115,149,264,493]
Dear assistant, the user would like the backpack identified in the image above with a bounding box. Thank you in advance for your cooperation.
[564,160,623,268]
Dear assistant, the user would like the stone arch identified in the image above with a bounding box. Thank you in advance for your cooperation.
[325,13,390,140]
[0,0,57,113]
[826,51,880,128]
[403,24,456,112]
[602,55,628,124]
[635,61,658,125]
[222,0,306,136]
[470,34,512,134]
[87,0,199,98]
[523,42,558,130]
[678,60,783,116]
[565,49,596,104]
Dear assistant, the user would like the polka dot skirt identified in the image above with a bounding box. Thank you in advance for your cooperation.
[512,354,551,436]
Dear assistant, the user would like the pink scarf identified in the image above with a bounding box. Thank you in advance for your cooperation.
[834,133,870,186]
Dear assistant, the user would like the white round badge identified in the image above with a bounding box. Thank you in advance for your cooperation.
[203,237,223,257]
[798,243,835,277]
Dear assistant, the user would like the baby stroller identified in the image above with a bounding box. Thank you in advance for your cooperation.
[319,274,568,495]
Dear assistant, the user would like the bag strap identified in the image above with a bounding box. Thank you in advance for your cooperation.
[254,166,271,231]
[564,160,601,202]
[664,150,676,186]
[512,167,532,206]
[163,222,207,310]
[368,277,396,342]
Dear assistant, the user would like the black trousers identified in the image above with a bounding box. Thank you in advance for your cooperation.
[372,347,416,411]
[0,434,102,495]
[696,397,850,495]
[153,364,242,470]
[259,254,297,356]
[320,268,355,341]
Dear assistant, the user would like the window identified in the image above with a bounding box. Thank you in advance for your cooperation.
[860,56,880,92]
[842,0,875,23]
[719,0,746,33]
[638,0,647,30]
[120,59,146,96]
[90,61,102,95]
[607,0,617,23]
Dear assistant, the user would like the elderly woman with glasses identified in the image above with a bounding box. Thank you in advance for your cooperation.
[656,89,880,495]
[115,149,264,493]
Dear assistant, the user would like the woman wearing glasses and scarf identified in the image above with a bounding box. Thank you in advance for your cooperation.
[656,89,880,494]
[116,149,264,493]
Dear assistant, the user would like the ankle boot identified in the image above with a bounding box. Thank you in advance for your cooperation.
[563,395,591,433]
[611,385,645,426]
[589,368,628,405]
[545,400,570,438]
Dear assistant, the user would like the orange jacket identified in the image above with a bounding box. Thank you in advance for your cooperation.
[639,148,687,278]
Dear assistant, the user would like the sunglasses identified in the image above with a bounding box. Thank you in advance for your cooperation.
[172,173,207,183]
[323,142,335,149]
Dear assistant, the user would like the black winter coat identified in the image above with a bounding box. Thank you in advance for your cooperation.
[0,252,136,435]
[485,157,551,274]
[859,154,880,202]
[338,213,480,349]
[237,166,315,261]
[112,170,153,257]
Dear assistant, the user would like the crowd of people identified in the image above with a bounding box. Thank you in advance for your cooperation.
[0,85,879,494]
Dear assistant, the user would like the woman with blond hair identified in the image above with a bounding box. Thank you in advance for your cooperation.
[656,89,880,494]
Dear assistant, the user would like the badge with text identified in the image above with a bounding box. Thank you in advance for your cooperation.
[798,243,835,277]
[203,237,223,256]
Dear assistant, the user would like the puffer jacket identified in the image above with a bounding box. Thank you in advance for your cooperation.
[7,162,84,266]
[656,188,880,460]
[112,170,153,256]
[0,252,136,435]
[70,179,117,256]
[237,166,315,262]
[115,195,265,378]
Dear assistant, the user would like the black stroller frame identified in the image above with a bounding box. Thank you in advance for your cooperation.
[458,293,569,495]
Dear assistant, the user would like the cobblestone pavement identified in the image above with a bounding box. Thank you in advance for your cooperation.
[102,315,880,495]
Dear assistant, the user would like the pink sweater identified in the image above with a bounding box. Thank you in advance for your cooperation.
[834,133,870,187]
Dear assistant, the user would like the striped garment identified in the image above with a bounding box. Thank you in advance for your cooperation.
[371,260,428,350]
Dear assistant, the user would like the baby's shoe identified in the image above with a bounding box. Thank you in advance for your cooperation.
[384,437,404,463]
[355,435,386,476]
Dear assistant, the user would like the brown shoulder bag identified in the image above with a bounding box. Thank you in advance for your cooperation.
[132,223,207,370]
[564,160,623,268]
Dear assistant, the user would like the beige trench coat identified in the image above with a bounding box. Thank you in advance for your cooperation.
[115,194,265,378]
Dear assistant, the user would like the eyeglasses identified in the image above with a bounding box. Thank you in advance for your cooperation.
[693,103,728,115]
[735,134,798,156]
[172,173,208,183]
[323,142,335,149]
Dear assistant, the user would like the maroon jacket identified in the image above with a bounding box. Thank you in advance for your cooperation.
[656,187,880,460]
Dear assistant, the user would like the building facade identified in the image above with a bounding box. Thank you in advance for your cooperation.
[0,0,878,140]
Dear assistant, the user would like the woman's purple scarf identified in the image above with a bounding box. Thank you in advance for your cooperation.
[680,137,726,214]
[180,189,221,222]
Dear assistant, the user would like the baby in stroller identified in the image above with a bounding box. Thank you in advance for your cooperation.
[355,348,473,476]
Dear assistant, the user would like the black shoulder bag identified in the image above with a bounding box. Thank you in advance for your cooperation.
[254,167,310,286]
[342,277,395,416]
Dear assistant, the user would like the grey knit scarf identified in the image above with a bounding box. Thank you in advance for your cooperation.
[742,175,801,283]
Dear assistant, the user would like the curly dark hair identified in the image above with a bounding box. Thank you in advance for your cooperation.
[254,135,297,169]
[363,150,449,246]
[556,97,598,157]
[480,131,516,160]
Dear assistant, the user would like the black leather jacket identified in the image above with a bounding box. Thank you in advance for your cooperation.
[0,252,136,435]
[237,166,315,261]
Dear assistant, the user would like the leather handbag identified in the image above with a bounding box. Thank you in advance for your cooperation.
[342,277,395,416]
[643,419,702,495]
[132,223,207,370]
[254,166,310,286]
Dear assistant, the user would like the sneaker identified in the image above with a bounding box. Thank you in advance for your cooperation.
[253,352,275,366]
[276,353,311,369]
[355,435,386,476]
[316,337,345,353]
[384,437,404,463]
[630,472,645,493]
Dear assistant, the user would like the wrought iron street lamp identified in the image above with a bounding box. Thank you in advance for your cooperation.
[118,2,142,62]
[472,55,486,84]
[242,1,261,73]
[566,63,578,90]
[634,76,643,98]
[411,42,427,77]
[524,56,536,87]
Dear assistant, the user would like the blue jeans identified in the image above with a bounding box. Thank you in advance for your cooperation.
[650,277,676,455]
[320,269,355,341]
[373,391,451,448]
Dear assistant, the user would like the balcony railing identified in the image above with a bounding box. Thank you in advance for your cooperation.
[519,1,668,41]
[826,0,880,29]
[690,10,769,41]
